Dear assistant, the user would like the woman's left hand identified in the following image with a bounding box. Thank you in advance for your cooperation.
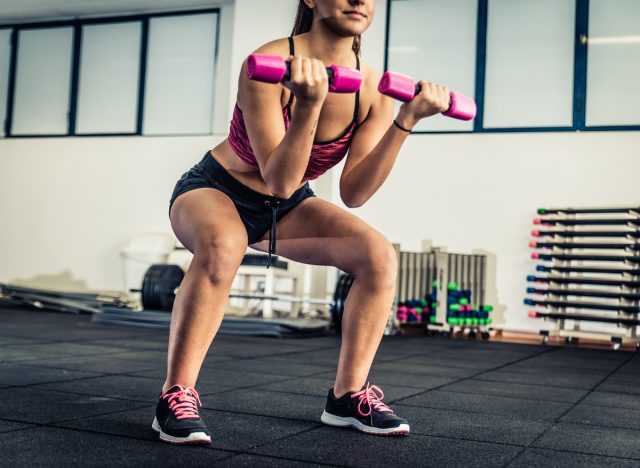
[396,81,450,129]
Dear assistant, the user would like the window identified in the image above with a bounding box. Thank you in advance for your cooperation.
[484,0,575,128]
[387,0,477,132]
[11,27,74,135]
[76,21,142,134]
[386,0,640,133]
[586,0,640,127]
[143,13,218,135]
[0,29,11,137]
[2,8,219,138]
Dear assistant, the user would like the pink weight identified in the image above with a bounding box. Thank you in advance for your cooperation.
[442,91,477,121]
[528,310,538,318]
[378,71,476,121]
[532,230,541,237]
[529,241,537,248]
[531,252,540,259]
[378,71,415,102]
[533,218,542,225]
[246,54,286,83]
[246,53,362,93]
[328,64,363,93]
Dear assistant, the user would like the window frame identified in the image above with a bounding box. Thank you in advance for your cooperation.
[384,0,640,134]
[1,8,220,138]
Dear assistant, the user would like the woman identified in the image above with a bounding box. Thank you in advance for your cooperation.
[152,0,450,444]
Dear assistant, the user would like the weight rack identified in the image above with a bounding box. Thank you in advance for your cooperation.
[394,240,504,334]
[526,206,640,350]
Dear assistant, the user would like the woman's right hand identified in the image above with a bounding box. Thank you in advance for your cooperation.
[283,55,329,106]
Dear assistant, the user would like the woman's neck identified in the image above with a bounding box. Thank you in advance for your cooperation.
[296,29,356,67]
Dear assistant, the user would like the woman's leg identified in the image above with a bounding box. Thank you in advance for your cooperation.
[251,197,397,398]
[163,188,249,392]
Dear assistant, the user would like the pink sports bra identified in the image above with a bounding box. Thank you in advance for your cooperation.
[228,36,360,182]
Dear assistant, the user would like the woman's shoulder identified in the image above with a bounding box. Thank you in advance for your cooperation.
[358,57,383,98]
[249,37,291,59]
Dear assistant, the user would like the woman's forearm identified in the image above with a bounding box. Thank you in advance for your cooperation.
[341,112,417,208]
[263,101,323,198]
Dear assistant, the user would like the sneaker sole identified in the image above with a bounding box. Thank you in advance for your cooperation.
[320,410,410,436]
[152,417,212,445]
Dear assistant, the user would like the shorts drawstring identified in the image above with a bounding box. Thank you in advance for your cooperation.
[264,198,281,268]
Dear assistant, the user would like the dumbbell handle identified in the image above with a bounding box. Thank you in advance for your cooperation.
[378,71,476,121]
[247,54,362,94]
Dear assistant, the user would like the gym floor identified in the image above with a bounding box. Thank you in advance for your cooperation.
[1,306,639,467]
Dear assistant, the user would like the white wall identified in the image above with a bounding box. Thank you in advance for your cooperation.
[0,0,638,332]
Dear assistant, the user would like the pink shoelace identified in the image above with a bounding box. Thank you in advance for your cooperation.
[162,386,203,420]
[350,383,394,417]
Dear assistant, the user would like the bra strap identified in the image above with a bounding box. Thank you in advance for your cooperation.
[288,36,295,56]
[353,52,360,124]
[284,37,295,109]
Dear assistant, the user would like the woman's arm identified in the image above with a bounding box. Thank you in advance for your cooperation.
[340,72,450,208]
[238,42,328,199]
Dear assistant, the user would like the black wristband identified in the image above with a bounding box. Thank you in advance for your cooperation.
[393,119,412,133]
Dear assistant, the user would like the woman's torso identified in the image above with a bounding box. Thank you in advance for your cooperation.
[209,36,374,196]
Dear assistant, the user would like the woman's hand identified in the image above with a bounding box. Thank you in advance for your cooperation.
[396,81,450,129]
[283,55,329,106]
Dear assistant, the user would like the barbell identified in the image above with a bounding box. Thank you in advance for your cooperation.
[138,264,354,334]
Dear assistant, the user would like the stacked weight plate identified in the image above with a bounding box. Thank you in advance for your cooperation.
[525,206,640,349]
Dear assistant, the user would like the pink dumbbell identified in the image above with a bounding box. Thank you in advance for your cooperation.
[246,54,362,93]
[378,71,476,121]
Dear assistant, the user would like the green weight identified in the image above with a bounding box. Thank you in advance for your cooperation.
[459,298,469,305]
[482,305,494,312]
[447,282,459,291]
[449,304,462,311]
[420,299,428,307]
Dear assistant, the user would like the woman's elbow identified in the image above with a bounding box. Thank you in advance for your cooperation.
[341,192,366,209]
[266,178,299,200]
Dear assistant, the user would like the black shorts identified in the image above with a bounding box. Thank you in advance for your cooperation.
[168,151,316,249]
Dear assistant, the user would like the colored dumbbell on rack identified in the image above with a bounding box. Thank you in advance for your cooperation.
[246,54,362,93]
[378,71,477,121]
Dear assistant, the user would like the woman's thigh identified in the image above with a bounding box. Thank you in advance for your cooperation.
[250,197,396,277]
[170,187,248,259]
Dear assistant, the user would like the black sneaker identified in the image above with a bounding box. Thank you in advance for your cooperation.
[152,385,212,445]
[320,383,410,435]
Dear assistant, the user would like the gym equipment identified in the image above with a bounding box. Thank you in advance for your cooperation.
[95,307,330,338]
[331,273,354,334]
[537,265,640,275]
[529,310,640,327]
[526,206,640,349]
[377,71,476,121]
[532,229,640,238]
[528,286,640,301]
[532,252,640,263]
[139,264,354,334]
[393,243,502,339]
[246,54,362,93]
[530,240,640,250]
[538,207,640,215]
[0,283,132,314]
[534,217,640,226]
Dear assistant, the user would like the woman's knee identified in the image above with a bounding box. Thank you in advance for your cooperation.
[353,231,397,288]
[193,236,247,284]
